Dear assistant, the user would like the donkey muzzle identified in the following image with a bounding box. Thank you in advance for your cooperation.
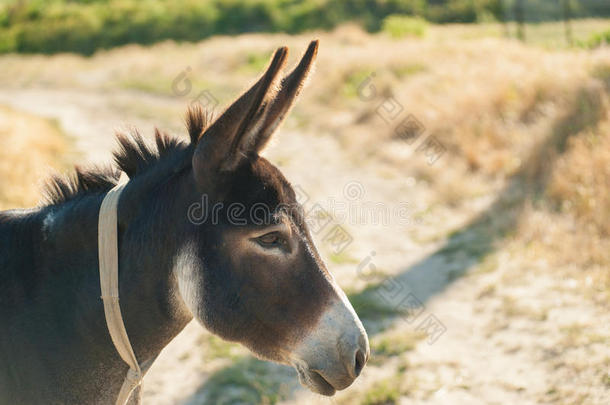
[291,296,370,395]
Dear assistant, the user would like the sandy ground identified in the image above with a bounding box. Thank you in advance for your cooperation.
[1,86,608,405]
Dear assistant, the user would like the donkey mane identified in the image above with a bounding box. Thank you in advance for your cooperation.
[42,106,212,205]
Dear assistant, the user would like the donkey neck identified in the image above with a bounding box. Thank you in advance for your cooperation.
[5,156,201,404]
[36,164,196,368]
[111,167,197,363]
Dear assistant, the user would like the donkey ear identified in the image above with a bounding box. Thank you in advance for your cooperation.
[192,47,288,186]
[248,40,319,152]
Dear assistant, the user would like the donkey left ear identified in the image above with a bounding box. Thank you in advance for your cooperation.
[191,46,287,187]
[235,40,319,154]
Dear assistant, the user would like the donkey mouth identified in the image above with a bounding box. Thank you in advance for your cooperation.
[294,364,336,396]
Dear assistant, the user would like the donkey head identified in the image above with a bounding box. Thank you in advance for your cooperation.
[175,41,369,395]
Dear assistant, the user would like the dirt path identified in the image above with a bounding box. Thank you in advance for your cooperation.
[0,89,184,164]
[2,89,607,405]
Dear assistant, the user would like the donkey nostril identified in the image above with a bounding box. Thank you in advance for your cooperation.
[354,348,366,377]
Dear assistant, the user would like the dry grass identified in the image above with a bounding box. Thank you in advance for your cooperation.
[548,117,610,237]
[511,67,610,298]
[1,20,609,404]
[0,106,72,210]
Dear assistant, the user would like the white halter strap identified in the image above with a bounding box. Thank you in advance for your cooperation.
[98,172,142,405]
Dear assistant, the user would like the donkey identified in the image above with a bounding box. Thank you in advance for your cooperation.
[0,41,369,404]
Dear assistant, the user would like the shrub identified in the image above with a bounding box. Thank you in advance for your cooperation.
[0,0,433,54]
[0,0,606,55]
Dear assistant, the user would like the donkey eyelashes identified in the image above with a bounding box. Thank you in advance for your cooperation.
[254,231,289,251]
[191,41,319,188]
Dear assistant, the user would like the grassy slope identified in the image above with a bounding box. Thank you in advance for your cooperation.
[0,106,72,209]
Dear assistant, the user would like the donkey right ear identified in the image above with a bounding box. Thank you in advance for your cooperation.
[248,40,318,153]
[191,47,288,190]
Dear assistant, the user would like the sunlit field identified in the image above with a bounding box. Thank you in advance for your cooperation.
[0,106,72,210]
[1,20,609,404]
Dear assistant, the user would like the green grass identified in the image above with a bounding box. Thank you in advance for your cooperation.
[4,1,608,55]
[329,251,361,265]
[199,334,244,361]
[361,376,402,405]
[586,28,610,48]
[241,51,272,73]
[371,331,425,357]
[348,287,407,320]
[341,67,375,99]
[119,76,175,95]
[471,252,499,275]
[437,232,492,261]
[382,15,427,39]
[0,0,425,54]
[389,62,428,79]
[118,75,216,98]
[200,356,295,405]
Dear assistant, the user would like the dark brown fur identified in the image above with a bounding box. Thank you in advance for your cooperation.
[42,106,211,206]
[0,41,367,404]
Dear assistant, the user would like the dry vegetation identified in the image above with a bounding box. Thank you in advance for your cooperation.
[0,21,609,404]
[0,106,72,209]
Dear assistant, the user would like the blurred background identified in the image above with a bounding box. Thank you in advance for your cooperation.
[0,1,609,404]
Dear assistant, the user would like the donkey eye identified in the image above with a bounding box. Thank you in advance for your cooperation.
[256,232,285,248]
